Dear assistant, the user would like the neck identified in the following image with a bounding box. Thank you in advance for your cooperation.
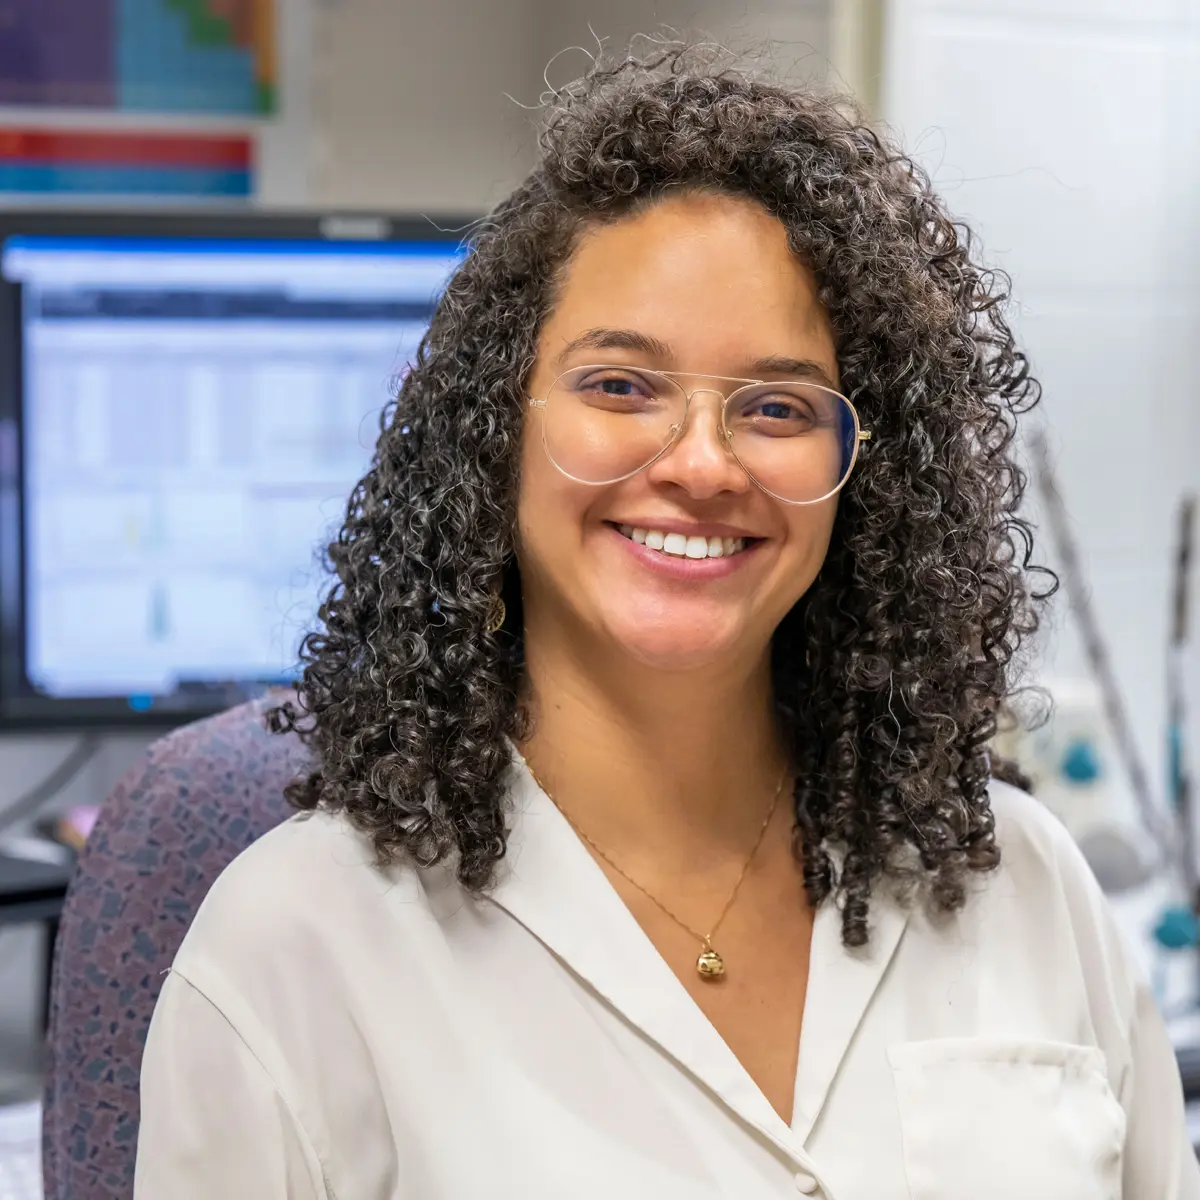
[518,618,790,866]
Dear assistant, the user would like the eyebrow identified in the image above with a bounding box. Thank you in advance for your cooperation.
[552,327,838,388]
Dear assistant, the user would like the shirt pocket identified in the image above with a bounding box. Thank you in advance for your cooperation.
[887,1037,1125,1200]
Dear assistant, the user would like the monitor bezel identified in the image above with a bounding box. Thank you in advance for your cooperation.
[0,207,471,731]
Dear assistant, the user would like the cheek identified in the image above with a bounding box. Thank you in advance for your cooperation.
[779,501,838,586]
[517,423,586,557]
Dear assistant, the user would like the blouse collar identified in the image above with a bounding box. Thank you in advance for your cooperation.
[485,751,909,1155]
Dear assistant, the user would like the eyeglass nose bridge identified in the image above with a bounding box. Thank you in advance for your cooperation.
[663,385,738,450]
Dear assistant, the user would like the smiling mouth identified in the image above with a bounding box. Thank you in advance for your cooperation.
[612,523,758,560]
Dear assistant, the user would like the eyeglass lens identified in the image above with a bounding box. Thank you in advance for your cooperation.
[539,365,859,503]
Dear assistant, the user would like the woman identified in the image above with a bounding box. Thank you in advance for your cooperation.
[134,49,1199,1198]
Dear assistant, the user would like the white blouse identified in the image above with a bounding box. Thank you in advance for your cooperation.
[135,758,1200,1199]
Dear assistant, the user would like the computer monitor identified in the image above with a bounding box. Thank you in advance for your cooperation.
[0,210,468,729]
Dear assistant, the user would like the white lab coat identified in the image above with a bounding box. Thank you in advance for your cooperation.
[135,758,1200,1199]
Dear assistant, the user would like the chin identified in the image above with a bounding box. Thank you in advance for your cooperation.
[599,607,749,673]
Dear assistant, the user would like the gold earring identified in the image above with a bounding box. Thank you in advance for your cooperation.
[485,593,507,634]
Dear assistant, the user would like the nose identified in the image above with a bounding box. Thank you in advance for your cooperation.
[644,388,751,500]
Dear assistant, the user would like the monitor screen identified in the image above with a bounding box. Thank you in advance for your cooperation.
[0,213,466,728]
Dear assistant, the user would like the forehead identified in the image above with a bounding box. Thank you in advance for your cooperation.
[544,192,835,365]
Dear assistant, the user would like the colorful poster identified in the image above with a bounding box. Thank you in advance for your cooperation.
[0,0,276,114]
[0,128,253,195]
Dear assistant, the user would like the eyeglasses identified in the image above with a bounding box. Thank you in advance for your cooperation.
[528,364,871,505]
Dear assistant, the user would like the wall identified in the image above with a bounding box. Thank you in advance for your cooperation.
[304,0,844,213]
[881,1,1200,995]
[534,0,833,87]
[306,0,543,213]
[882,0,1200,812]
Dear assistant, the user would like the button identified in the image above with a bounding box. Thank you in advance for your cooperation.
[793,1170,819,1194]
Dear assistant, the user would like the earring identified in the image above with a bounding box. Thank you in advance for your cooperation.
[485,593,507,634]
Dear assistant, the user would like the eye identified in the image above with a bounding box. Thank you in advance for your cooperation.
[576,369,654,397]
[735,390,819,432]
[755,398,812,423]
[561,367,669,413]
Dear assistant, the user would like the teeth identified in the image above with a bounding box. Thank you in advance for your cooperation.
[618,526,747,558]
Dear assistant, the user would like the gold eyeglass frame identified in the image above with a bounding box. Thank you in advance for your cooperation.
[528,364,872,506]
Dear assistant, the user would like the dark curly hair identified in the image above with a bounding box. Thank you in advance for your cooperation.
[270,45,1053,947]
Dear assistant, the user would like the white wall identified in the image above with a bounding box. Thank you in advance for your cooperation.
[881,2,1200,1003]
[882,0,1200,813]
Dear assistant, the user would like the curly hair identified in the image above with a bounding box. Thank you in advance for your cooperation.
[270,45,1053,947]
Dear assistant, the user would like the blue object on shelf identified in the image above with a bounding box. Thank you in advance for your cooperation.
[1154,905,1200,951]
[1061,737,1102,785]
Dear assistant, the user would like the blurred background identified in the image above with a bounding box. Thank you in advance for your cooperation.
[0,0,1196,1193]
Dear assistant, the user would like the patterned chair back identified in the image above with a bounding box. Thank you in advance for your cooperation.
[41,697,307,1198]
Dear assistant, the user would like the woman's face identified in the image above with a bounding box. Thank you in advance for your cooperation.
[517,191,841,674]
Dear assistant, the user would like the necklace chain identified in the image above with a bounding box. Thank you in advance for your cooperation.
[526,762,788,952]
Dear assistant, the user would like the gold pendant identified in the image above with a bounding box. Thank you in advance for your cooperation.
[696,943,726,980]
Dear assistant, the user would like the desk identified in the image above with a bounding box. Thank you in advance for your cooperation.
[0,847,73,1031]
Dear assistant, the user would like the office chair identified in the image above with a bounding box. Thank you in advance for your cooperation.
[40,695,307,1199]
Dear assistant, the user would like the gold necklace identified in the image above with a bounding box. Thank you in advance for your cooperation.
[526,762,789,981]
